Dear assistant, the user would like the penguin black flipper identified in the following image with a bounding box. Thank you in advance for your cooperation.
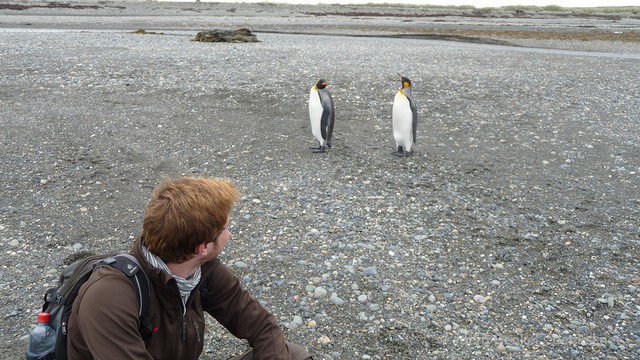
[325,93,335,147]
[318,90,333,143]
[408,95,418,144]
[320,108,328,141]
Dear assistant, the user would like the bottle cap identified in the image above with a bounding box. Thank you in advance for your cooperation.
[37,313,51,323]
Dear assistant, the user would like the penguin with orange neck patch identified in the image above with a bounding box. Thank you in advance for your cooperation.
[392,75,417,157]
[308,79,335,153]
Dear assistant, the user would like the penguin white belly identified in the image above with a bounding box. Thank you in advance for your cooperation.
[393,92,414,151]
[309,88,325,146]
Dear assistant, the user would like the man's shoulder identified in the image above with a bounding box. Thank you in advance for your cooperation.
[201,258,222,274]
[80,265,138,298]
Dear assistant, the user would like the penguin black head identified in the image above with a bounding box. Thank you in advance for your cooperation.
[398,74,412,89]
[315,79,329,89]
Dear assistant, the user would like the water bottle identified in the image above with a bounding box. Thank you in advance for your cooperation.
[25,312,56,360]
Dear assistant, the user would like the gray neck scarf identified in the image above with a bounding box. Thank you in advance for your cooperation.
[141,245,201,314]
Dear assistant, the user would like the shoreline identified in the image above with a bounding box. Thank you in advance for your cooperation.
[1,1,639,53]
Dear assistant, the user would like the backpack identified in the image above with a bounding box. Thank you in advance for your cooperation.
[35,253,154,360]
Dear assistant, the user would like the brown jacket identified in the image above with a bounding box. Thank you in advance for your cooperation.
[67,240,290,359]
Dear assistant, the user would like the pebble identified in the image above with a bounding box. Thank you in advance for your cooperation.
[9,239,19,247]
[314,287,328,298]
[473,295,487,303]
[285,321,299,330]
[307,320,317,328]
[330,293,344,305]
[72,243,83,251]
[357,294,368,302]
[317,335,331,345]
[363,267,377,276]
[234,261,248,268]
[506,345,522,352]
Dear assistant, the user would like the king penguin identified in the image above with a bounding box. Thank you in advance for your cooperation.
[392,74,417,157]
[308,79,335,153]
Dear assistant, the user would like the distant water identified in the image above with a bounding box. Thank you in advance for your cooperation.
[158,0,640,8]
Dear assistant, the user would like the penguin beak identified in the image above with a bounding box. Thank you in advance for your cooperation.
[321,82,329,87]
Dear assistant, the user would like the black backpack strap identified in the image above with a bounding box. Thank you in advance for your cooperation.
[100,254,154,343]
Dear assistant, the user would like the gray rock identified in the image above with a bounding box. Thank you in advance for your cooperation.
[314,287,328,298]
[363,267,377,276]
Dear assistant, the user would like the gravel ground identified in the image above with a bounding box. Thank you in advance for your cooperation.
[1,1,639,359]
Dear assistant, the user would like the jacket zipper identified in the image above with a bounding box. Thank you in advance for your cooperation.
[194,321,201,343]
[181,317,186,342]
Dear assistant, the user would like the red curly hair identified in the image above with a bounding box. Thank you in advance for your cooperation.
[142,177,239,263]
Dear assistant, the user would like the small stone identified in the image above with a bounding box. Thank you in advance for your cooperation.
[314,287,327,298]
[305,284,316,293]
[506,345,522,352]
[40,179,48,185]
[79,207,88,212]
[0,224,5,231]
[9,239,19,247]
[497,344,506,352]
[317,335,331,345]
[357,294,368,302]
[428,294,436,303]
[444,324,452,331]
[363,267,377,276]
[234,261,248,268]
[307,320,317,328]
[330,293,344,305]
[369,304,380,311]
[473,295,487,303]
[72,243,83,251]
[252,199,261,204]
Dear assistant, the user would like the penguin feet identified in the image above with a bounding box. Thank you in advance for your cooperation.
[392,146,411,157]
[312,146,327,153]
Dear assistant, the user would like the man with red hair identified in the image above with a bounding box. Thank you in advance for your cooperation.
[67,177,311,359]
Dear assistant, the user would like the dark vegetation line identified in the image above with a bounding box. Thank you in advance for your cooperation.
[255,29,517,47]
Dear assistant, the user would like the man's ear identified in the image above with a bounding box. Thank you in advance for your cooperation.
[195,242,208,256]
